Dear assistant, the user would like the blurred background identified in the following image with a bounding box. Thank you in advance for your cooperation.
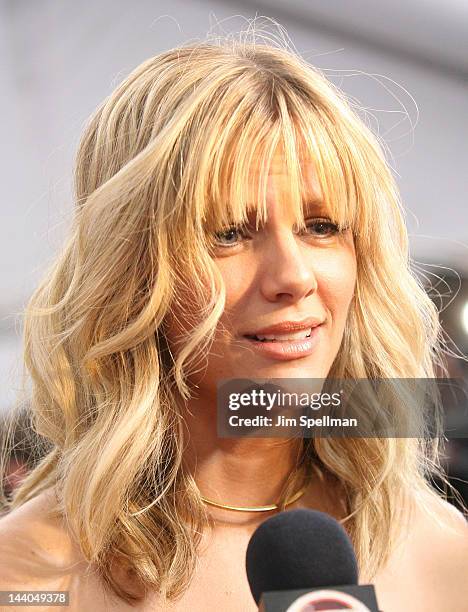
[1,1,467,504]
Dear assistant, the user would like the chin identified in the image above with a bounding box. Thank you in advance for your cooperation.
[237,358,329,379]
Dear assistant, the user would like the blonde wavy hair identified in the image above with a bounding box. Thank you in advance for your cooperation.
[0,31,462,606]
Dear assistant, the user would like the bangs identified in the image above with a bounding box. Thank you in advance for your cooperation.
[199,85,362,238]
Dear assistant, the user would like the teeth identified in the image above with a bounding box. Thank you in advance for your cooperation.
[253,328,312,342]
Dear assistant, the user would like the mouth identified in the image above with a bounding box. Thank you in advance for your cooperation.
[244,328,313,342]
[241,325,323,361]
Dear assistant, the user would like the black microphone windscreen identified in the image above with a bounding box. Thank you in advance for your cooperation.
[245,508,358,605]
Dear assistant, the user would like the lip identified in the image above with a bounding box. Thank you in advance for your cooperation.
[241,324,323,361]
[242,316,325,337]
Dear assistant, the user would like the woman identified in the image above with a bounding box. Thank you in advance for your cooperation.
[0,35,467,611]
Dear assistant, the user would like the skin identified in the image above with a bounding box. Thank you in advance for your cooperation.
[164,148,357,523]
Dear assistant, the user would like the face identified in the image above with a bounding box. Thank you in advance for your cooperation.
[164,149,357,398]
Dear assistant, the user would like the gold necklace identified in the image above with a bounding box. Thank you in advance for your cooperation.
[200,483,307,512]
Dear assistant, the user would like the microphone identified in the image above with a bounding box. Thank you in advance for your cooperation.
[245,509,381,611]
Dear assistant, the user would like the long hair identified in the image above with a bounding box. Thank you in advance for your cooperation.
[0,32,463,605]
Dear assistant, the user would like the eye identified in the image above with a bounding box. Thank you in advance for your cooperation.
[213,225,249,247]
[212,218,344,249]
[302,218,341,238]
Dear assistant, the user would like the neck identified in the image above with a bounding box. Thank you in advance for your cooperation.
[181,393,307,520]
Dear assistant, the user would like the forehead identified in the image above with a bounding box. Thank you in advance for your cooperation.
[249,147,324,211]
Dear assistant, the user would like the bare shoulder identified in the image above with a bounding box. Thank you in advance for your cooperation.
[414,489,468,577]
[0,488,84,591]
[0,489,136,611]
[0,487,61,534]
[373,489,467,612]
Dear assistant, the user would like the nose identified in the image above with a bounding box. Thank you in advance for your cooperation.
[258,229,318,304]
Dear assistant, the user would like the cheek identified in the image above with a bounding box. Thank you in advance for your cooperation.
[215,257,255,310]
[315,252,356,321]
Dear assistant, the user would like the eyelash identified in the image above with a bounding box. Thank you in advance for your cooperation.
[213,218,343,248]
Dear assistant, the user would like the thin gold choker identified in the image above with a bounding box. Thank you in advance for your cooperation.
[200,483,307,512]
